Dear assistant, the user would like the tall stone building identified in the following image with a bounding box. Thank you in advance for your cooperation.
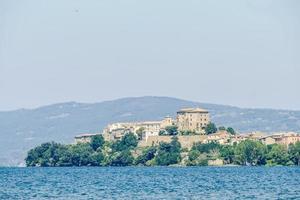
[176,108,210,133]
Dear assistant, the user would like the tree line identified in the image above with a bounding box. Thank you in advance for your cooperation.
[26,133,300,167]
[158,123,235,136]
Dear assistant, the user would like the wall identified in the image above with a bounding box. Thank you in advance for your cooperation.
[138,135,207,149]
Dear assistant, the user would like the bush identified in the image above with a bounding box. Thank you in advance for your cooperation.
[266,144,289,166]
[110,150,134,166]
[155,137,181,166]
[111,132,138,152]
[90,135,105,151]
[234,140,266,166]
[25,142,69,167]
[135,147,157,166]
[25,134,300,167]
[289,142,300,166]
[205,123,217,135]
[226,127,236,135]
[159,126,178,136]
[220,145,235,164]
[186,150,208,166]
[192,142,221,153]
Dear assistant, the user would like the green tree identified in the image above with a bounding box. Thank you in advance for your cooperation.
[186,150,208,166]
[112,132,138,152]
[187,142,221,166]
[205,123,217,135]
[159,130,166,136]
[192,142,221,153]
[165,125,178,136]
[155,137,181,165]
[56,145,73,167]
[25,142,67,167]
[289,142,300,166]
[180,130,196,136]
[90,135,105,151]
[234,140,266,166]
[136,127,145,140]
[110,150,134,166]
[69,143,94,166]
[27,131,300,167]
[26,145,45,167]
[220,145,235,164]
[89,152,104,166]
[218,126,226,131]
[226,127,236,135]
[135,147,157,165]
[266,144,289,166]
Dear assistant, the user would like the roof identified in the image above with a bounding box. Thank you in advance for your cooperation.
[75,133,101,138]
[240,132,267,138]
[262,132,300,139]
[260,136,276,140]
[177,108,208,113]
[139,121,162,125]
[108,121,162,126]
[209,131,230,137]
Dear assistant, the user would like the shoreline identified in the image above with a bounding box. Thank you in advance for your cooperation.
[2,164,299,168]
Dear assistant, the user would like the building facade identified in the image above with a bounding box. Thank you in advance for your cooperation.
[176,108,210,134]
[274,133,300,147]
[102,116,174,141]
[205,131,231,144]
[260,136,276,145]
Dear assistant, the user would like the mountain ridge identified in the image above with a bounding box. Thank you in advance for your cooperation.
[2,96,298,113]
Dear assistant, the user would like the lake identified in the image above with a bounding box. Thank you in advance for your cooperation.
[1,167,300,199]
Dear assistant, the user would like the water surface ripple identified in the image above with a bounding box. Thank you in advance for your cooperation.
[1,167,300,199]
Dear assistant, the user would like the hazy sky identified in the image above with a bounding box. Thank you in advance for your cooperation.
[0,0,299,111]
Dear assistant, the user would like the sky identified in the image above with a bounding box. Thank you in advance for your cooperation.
[0,0,299,111]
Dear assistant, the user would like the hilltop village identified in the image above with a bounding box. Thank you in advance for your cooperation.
[26,108,300,167]
[75,108,300,149]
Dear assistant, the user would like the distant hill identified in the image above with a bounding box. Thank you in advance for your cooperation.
[1,96,300,166]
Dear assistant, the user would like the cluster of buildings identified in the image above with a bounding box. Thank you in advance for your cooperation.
[75,107,210,144]
[74,107,300,148]
[259,132,300,146]
[204,131,300,147]
[102,117,173,141]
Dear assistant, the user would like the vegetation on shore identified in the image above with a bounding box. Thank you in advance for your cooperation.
[158,123,235,136]
[26,133,300,167]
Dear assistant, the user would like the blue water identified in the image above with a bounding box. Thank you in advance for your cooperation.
[1,167,300,199]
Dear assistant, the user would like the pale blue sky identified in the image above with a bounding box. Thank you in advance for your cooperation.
[0,0,299,111]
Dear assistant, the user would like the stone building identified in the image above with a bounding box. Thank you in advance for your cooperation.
[272,132,300,147]
[256,132,300,146]
[176,108,210,134]
[205,131,231,145]
[74,108,212,144]
[260,136,276,145]
[74,133,100,143]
